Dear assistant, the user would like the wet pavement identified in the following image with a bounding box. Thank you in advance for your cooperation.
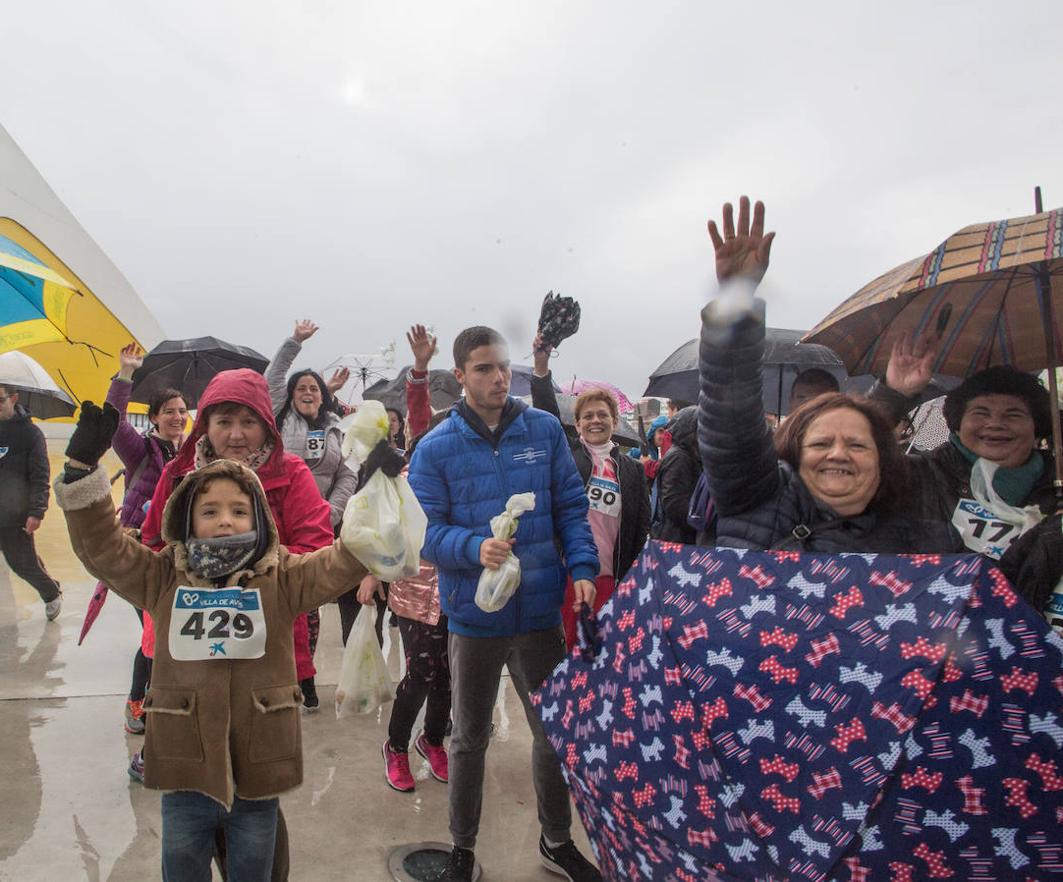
[0,446,594,881]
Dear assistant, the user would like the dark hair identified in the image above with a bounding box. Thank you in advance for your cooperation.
[195,472,258,504]
[147,387,186,422]
[386,407,407,451]
[942,366,1053,440]
[453,326,506,369]
[774,392,904,512]
[667,399,692,411]
[276,370,336,430]
[791,369,840,396]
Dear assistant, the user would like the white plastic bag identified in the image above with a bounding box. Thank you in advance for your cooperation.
[341,400,391,466]
[335,607,394,718]
[341,471,427,580]
[475,492,535,612]
[339,400,428,580]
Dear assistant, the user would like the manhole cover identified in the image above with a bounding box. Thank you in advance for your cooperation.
[387,842,482,881]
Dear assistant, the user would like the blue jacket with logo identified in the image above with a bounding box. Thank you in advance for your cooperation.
[408,398,599,637]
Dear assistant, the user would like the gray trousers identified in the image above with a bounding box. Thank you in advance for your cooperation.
[448,627,571,850]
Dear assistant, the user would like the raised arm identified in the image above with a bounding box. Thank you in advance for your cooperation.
[265,320,318,416]
[530,333,562,421]
[405,324,437,439]
[868,330,941,425]
[106,343,149,470]
[698,197,780,516]
[54,402,172,608]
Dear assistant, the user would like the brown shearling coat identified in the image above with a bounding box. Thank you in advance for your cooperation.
[54,460,367,808]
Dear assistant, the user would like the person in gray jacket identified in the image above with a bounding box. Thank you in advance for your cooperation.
[265,319,358,710]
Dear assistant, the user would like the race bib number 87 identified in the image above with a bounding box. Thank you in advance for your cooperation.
[169,587,267,661]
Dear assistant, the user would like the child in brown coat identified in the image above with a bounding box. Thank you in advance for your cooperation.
[54,402,384,881]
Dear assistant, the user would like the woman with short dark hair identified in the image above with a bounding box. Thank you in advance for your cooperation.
[874,351,1060,609]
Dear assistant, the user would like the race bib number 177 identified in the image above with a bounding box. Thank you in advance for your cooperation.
[951,498,1021,560]
[168,587,267,661]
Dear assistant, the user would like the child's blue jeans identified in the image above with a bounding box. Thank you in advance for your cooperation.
[161,790,278,882]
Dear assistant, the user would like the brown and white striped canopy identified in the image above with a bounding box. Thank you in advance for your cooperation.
[805,207,1063,377]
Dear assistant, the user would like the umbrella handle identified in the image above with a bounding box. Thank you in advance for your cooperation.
[577,603,602,662]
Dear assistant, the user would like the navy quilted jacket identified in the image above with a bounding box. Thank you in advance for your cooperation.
[697,299,962,554]
[408,398,599,637]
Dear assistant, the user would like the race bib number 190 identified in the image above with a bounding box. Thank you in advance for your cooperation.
[168,587,267,661]
[587,475,621,519]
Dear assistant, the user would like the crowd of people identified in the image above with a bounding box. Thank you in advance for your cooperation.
[1,195,1060,882]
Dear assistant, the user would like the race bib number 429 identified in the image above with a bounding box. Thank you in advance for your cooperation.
[168,587,267,661]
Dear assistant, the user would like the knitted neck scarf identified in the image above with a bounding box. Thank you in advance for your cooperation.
[186,532,260,581]
[949,433,1044,506]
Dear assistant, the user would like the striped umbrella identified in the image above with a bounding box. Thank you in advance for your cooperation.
[804,206,1062,377]
[804,202,1063,489]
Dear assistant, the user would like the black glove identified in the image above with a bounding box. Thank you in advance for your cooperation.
[65,401,120,468]
[362,439,406,481]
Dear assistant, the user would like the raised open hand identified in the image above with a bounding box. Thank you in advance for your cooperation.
[406,324,438,371]
[886,330,939,398]
[293,320,319,343]
[118,342,144,374]
[707,196,775,285]
[326,367,350,395]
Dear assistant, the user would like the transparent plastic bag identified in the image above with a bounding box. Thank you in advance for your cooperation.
[335,607,394,718]
[341,400,391,467]
[475,492,535,612]
[339,400,428,580]
[341,471,427,581]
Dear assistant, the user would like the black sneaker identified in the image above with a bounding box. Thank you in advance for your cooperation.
[434,846,475,881]
[539,836,600,881]
[299,677,319,714]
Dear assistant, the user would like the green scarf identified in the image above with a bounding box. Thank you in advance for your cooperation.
[949,433,1044,506]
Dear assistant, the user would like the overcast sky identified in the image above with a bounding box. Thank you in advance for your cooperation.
[3,1,1061,399]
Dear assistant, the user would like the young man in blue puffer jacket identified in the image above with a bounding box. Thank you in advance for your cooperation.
[408,326,601,882]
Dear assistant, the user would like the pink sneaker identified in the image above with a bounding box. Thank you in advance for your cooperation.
[415,731,449,783]
[383,741,415,792]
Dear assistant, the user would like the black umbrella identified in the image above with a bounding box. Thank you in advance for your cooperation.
[645,330,852,416]
[0,351,77,418]
[363,367,463,415]
[130,337,269,410]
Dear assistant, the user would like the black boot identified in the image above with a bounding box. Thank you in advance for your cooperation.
[299,677,319,713]
[435,846,475,881]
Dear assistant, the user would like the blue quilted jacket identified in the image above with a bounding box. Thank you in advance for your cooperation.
[408,398,599,637]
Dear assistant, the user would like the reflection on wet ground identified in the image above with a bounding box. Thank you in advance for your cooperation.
[0,446,591,881]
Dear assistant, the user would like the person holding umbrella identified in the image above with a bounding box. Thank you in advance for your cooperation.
[873,343,1061,609]
[698,196,961,553]
[101,343,189,736]
[265,319,358,711]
